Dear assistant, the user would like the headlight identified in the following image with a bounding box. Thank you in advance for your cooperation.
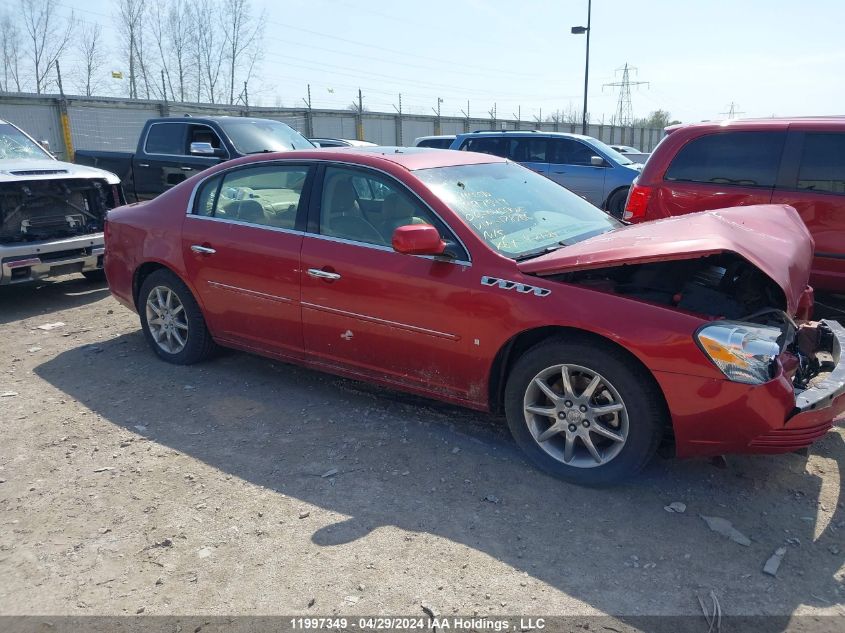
[696,321,782,384]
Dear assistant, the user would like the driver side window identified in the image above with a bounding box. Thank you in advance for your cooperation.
[319,167,436,247]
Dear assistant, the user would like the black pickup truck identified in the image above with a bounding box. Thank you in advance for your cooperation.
[76,116,313,203]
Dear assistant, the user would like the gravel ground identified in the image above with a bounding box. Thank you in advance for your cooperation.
[1,275,844,623]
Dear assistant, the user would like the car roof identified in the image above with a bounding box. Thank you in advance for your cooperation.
[665,115,845,133]
[457,130,596,141]
[216,146,506,172]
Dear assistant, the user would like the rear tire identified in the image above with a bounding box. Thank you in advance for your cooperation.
[138,269,216,365]
[606,188,628,219]
[504,336,665,486]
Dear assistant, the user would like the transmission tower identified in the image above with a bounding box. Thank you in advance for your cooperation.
[719,102,745,119]
[603,63,649,126]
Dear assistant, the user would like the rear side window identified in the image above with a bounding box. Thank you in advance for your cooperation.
[797,133,845,194]
[417,138,452,149]
[461,137,508,157]
[509,138,548,162]
[144,123,187,155]
[194,175,222,217]
[665,131,785,187]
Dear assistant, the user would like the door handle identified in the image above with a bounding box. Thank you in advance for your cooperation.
[138,163,150,168]
[307,268,341,281]
[191,245,216,255]
[180,166,194,171]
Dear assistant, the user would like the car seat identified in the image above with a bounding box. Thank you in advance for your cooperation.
[324,177,383,244]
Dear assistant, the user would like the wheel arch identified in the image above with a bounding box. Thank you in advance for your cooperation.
[487,325,674,450]
[132,261,191,311]
[603,185,630,211]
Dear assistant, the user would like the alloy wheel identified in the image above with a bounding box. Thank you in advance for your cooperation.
[145,285,189,354]
[523,363,629,468]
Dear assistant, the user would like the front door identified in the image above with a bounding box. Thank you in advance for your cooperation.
[181,162,313,357]
[547,138,606,205]
[299,164,476,399]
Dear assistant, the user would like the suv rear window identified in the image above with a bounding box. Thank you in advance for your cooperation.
[665,131,785,187]
[797,133,845,194]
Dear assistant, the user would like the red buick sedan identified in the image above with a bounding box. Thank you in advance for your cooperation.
[104,147,845,485]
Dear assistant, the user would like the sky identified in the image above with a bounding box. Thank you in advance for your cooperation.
[49,0,845,123]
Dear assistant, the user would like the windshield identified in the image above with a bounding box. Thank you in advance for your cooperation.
[0,123,52,160]
[415,161,621,259]
[590,138,633,165]
[219,119,314,153]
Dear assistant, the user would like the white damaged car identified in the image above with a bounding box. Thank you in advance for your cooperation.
[0,119,123,284]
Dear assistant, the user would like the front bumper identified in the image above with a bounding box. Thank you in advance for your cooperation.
[0,234,104,284]
[654,319,845,458]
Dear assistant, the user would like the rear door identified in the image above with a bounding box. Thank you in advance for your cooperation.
[771,128,845,292]
[299,164,476,399]
[508,136,549,177]
[547,138,606,205]
[181,162,313,357]
[655,130,786,217]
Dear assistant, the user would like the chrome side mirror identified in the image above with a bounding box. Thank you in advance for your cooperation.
[190,142,215,155]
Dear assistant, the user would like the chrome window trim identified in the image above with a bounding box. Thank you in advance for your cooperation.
[186,214,305,237]
[185,157,473,266]
[142,121,229,159]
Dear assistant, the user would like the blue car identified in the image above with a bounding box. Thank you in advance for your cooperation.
[449,130,643,217]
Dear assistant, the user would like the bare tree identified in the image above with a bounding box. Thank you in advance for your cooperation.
[221,0,265,105]
[150,0,195,102]
[115,0,146,98]
[195,0,226,103]
[19,0,74,94]
[0,11,23,92]
[74,21,106,97]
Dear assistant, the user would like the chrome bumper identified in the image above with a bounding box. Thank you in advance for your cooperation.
[0,234,105,284]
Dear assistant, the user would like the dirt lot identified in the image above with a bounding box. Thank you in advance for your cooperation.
[1,275,844,624]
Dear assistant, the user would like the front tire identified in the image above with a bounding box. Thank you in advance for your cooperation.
[504,337,665,486]
[605,188,628,219]
[138,269,216,365]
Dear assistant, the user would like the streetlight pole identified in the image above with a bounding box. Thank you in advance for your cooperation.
[571,0,592,135]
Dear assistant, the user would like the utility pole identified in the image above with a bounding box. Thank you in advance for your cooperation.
[355,88,364,141]
[512,105,521,130]
[534,108,543,128]
[720,102,745,119]
[432,97,443,135]
[393,93,403,146]
[302,84,313,137]
[460,100,470,133]
[488,103,497,129]
[159,69,169,117]
[570,0,592,135]
[55,61,74,161]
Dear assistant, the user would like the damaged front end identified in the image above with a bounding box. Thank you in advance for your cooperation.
[0,178,118,243]
[550,252,840,403]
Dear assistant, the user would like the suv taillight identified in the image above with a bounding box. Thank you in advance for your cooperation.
[623,184,652,222]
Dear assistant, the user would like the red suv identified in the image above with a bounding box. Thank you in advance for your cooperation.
[624,118,845,293]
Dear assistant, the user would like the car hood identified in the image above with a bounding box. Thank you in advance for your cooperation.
[0,158,120,185]
[518,204,813,315]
